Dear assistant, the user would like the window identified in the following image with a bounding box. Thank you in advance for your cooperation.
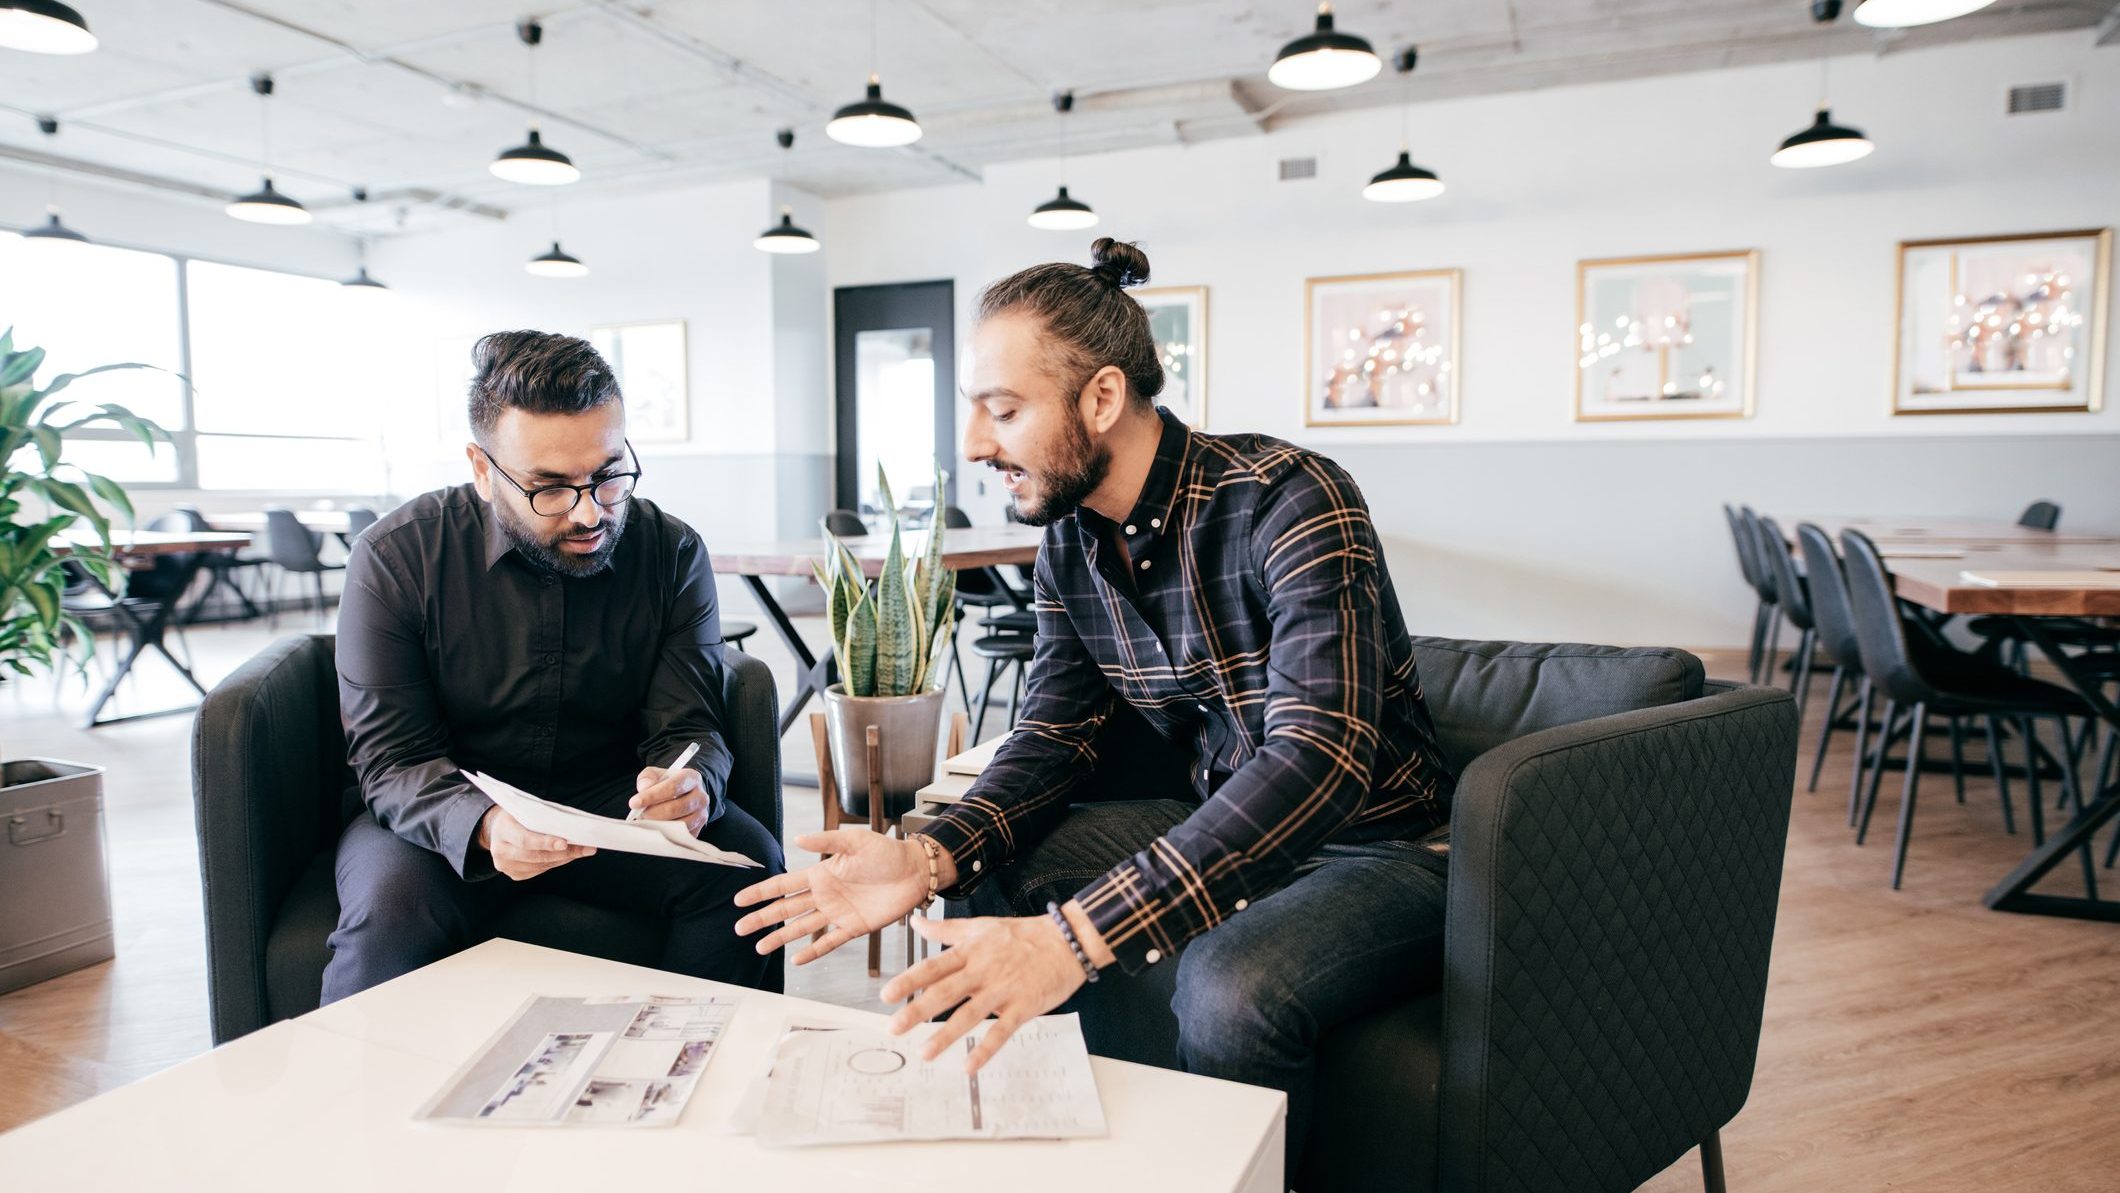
[0,232,186,430]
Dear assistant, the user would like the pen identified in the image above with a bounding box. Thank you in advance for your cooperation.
[628,741,700,822]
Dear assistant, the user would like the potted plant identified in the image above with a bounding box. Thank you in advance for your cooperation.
[814,467,956,824]
[1,327,164,995]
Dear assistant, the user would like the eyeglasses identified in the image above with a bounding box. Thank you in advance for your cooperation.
[478,440,642,517]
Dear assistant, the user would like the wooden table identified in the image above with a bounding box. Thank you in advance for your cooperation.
[56,531,253,727]
[715,525,1043,736]
[1876,541,2120,921]
[1785,516,2120,548]
[0,939,1286,1192]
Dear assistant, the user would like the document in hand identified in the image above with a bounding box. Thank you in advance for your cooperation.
[416,993,738,1127]
[747,1014,1108,1147]
[463,770,762,867]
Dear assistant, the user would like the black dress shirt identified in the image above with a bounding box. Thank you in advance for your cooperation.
[923,409,1455,974]
[336,485,733,879]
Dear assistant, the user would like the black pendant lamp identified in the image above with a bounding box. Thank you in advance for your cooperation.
[1029,92,1097,230]
[1853,0,1995,27]
[827,0,921,147]
[526,240,587,278]
[491,21,580,185]
[22,116,89,243]
[1772,21,1873,170]
[1269,3,1380,92]
[755,130,821,254]
[227,75,312,225]
[1363,49,1443,203]
[0,1,97,55]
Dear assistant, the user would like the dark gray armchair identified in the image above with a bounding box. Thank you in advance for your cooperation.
[1059,637,1799,1193]
[192,633,785,1045]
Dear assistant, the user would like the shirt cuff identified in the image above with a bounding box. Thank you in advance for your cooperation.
[1072,847,1261,977]
[917,802,1003,898]
[444,789,498,881]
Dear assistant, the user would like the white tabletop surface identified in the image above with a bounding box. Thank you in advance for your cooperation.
[0,939,1283,1193]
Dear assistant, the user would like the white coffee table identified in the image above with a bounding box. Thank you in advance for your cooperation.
[0,939,1284,1192]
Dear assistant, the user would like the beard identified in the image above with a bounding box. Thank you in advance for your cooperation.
[1003,409,1109,526]
[496,498,629,577]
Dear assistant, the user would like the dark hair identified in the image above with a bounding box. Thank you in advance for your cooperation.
[466,330,622,441]
[976,237,1163,408]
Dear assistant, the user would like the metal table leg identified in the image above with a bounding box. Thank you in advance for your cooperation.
[81,554,215,728]
[739,574,834,787]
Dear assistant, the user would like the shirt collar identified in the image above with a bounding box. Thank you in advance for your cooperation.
[479,493,517,571]
[1122,406,1190,540]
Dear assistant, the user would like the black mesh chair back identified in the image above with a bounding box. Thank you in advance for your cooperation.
[943,505,1025,606]
[1722,503,1762,589]
[1756,516,1811,632]
[172,505,215,533]
[2017,501,2061,530]
[123,512,197,604]
[344,506,379,539]
[1839,530,1935,706]
[1737,506,1779,603]
[821,509,868,538]
[1797,524,1861,668]
[264,508,327,573]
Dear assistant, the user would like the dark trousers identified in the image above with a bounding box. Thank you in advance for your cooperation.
[963,800,1449,1175]
[320,805,783,1004]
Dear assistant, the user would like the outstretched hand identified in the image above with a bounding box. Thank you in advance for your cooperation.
[732,828,929,966]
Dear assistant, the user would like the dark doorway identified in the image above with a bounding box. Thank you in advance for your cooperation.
[832,280,956,519]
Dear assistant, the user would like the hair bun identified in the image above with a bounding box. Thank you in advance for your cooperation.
[1088,237,1151,290]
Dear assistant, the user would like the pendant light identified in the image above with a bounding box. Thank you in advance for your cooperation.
[227,75,312,225]
[21,116,89,244]
[1772,54,1873,169]
[1269,3,1380,92]
[755,129,821,254]
[341,232,389,293]
[491,21,580,185]
[526,197,586,278]
[1363,49,1443,203]
[827,0,921,147]
[0,1,97,55]
[1029,92,1098,230]
[1852,0,1995,27]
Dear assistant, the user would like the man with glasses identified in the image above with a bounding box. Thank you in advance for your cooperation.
[322,329,784,1002]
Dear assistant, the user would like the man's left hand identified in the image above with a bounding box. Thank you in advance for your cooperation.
[631,765,709,835]
[880,914,1091,1074]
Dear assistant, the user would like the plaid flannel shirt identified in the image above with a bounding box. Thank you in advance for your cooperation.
[921,409,1454,974]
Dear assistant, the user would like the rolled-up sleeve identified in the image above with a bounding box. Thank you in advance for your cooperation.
[1073,456,1386,973]
[337,534,494,879]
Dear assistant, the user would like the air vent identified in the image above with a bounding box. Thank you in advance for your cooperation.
[2007,82,2065,114]
[1278,155,1318,181]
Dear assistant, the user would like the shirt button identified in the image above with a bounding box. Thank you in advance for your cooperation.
[1154,641,1164,652]
[1138,559,1152,571]
[1198,703,1210,714]
[1144,949,1163,965]
[1234,899,1249,912]
[1124,523,1137,535]
[971,860,983,873]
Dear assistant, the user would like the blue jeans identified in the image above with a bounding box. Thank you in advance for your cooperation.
[959,800,1449,1175]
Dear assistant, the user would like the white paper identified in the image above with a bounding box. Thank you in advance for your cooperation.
[464,770,761,868]
[417,994,738,1127]
[746,1014,1107,1147]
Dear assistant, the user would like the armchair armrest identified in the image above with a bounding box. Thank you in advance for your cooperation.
[1437,684,1798,1192]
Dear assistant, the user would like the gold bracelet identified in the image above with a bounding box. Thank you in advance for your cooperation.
[908,833,942,901]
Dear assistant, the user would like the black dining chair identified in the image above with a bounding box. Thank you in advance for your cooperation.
[941,505,1031,709]
[2017,500,2061,531]
[822,509,868,538]
[174,504,265,622]
[1723,503,1773,686]
[1736,506,1784,685]
[263,508,345,630]
[1840,530,2094,890]
[343,506,379,540]
[1754,517,1824,720]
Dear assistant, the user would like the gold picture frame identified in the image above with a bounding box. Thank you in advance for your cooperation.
[1889,228,2110,416]
[1303,268,1461,427]
[1133,285,1209,429]
[1573,250,1758,422]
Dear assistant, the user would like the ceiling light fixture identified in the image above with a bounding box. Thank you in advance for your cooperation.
[1029,91,1098,230]
[21,115,89,244]
[226,75,313,225]
[755,129,821,253]
[827,0,921,147]
[1363,48,1443,203]
[490,21,580,185]
[1269,3,1380,92]
[0,1,97,55]
[1772,18,1874,170]
[1852,0,1996,28]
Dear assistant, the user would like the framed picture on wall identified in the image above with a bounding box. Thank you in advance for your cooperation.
[1891,228,2110,415]
[1303,269,1460,427]
[1574,250,1757,422]
[590,320,690,442]
[1133,285,1208,429]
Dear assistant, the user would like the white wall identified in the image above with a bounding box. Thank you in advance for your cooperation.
[824,31,2120,644]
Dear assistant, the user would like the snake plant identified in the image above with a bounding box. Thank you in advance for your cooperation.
[812,466,955,698]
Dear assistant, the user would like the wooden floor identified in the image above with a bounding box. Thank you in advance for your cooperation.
[4,625,2117,1191]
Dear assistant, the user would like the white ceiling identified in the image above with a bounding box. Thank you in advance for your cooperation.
[0,0,2111,237]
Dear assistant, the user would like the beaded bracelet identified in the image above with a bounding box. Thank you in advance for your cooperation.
[1046,901,1101,984]
[908,832,942,902]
